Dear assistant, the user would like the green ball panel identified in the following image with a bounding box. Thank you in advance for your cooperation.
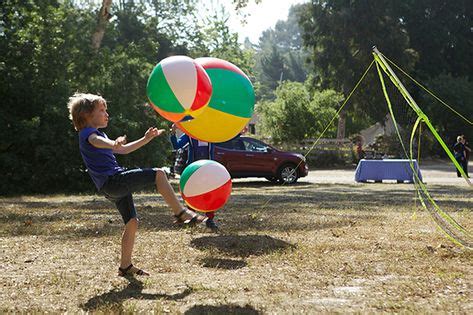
[206,69,255,118]
[179,160,206,192]
[147,64,185,113]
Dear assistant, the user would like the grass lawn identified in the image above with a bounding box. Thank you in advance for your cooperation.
[1,180,472,313]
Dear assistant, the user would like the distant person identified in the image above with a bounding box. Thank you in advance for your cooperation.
[462,135,471,177]
[461,135,471,166]
[356,140,365,161]
[169,124,219,231]
[68,93,207,277]
[453,135,469,177]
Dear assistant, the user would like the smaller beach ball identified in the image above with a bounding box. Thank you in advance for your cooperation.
[180,160,232,212]
[147,56,212,122]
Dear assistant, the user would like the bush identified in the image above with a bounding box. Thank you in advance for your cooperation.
[257,81,341,142]
[307,151,350,168]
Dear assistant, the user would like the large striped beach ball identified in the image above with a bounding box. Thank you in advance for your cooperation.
[179,160,232,212]
[146,56,212,122]
[177,57,255,142]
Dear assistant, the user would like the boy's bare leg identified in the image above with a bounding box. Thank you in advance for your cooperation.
[155,169,204,221]
[120,218,149,275]
[155,169,183,213]
[120,218,137,268]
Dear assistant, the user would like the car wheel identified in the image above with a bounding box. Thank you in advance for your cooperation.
[277,163,298,184]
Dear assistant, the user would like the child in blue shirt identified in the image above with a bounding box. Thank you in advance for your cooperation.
[453,135,470,177]
[170,124,219,231]
[68,93,207,277]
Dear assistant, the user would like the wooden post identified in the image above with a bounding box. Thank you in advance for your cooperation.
[337,109,346,139]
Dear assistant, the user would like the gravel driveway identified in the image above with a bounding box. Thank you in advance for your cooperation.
[233,160,471,186]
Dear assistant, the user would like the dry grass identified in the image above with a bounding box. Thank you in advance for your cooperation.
[1,180,472,313]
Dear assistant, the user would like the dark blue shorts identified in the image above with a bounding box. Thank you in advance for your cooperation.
[100,168,158,224]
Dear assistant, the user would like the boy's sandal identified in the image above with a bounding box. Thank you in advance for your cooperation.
[118,264,148,277]
[174,208,208,226]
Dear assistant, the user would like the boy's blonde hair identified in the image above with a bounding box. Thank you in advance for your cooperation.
[67,93,106,131]
[457,135,463,142]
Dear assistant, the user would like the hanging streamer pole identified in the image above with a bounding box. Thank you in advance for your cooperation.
[373,47,471,247]
[380,53,472,126]
[375,56,471,246]
[372,47,471,186]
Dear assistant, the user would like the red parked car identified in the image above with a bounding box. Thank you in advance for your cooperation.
[214,136,309,184]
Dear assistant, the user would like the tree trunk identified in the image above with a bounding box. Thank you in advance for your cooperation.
[91,0,113,51]
[337,109,346,139]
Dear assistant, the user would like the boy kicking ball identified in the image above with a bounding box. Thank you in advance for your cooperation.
[68,93,207,276]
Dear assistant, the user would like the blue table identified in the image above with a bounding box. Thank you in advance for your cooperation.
[355,159,423,183]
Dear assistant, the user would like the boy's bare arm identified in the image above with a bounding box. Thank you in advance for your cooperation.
[88,128,164,154]
[113,127,164,154]
[114,127,164,154]
[88,133,123,149]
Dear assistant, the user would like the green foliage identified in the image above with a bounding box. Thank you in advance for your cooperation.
[396,0,473,80]
[298,0,417,127]
[257,81,341,142]
[257,45,285,98]
[1,0,96,194]
[307,151,349,168]
[370,134,405,158]
[231,0,262,10]
[2,0,471,194]
[191,9,255,76]
[254,4,310,100]
[0,0,247,195]
[419,74,473,144]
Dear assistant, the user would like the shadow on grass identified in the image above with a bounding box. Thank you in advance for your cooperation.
[200,257,247,270]
[191,234,296,258]
[80,276,191,312]
[0,204,178,237]
[227,183,472,214]
[1,182,469,237]
[0,198,111,210]
[231,180,307,188]
[185,304,260,315]
[433,200,473,211]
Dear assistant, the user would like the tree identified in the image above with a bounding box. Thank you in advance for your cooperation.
[91,0,112,50]
[257,81,340,142]
[254,4,310,100]
[419,74,473,142]
[396,0,473,80]
[298,0,417,138]
[0,1,177,193]
[231,0,262,10]
[258,44,286,97]
[0,0,98,193]
[191,7,255,75]
[1,0,256,194]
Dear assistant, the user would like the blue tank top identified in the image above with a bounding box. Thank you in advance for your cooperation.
[79,127,124,189]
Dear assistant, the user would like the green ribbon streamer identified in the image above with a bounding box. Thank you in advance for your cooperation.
[373,53,471,183]
[373,52,471,248]
[380,52,473,126]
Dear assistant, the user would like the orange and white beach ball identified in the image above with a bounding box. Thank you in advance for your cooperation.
[146,55,212,122]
